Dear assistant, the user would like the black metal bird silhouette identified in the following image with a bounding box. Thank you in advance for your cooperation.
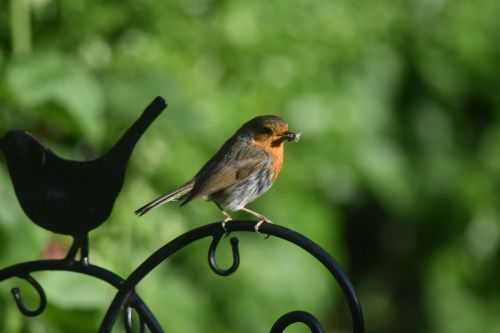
[0,97,167,264]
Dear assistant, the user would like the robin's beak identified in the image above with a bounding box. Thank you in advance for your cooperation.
[272,131,301,146]
[280,131,301,142]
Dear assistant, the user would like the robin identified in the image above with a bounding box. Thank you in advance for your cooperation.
[135,115,300,232]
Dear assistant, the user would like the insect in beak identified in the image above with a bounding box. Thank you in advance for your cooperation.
[280,131,301,142]
[272,131,301,147]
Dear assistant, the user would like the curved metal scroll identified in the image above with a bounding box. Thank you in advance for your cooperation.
[271,310,324,333]
[208,233,240,276]
[0,259,162,333]
[98,221,365,333]
[11,274,47,317]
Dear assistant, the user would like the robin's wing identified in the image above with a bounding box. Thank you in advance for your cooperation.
[181,145,268,205]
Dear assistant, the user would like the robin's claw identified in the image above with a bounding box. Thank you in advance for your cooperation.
[239,207,272,236]
[254,218,273,234]
[221,209,233,235]
[221,220,232,236]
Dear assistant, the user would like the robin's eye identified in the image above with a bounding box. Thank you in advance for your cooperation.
[261,127,273,135]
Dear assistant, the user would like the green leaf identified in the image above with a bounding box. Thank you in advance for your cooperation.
[5,52,104,143]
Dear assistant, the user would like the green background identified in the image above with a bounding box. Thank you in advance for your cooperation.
[1,0,500,332]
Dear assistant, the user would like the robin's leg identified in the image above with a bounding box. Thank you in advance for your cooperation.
[239,207,273,232]
[221,210,233,232]
[214,202,233,232]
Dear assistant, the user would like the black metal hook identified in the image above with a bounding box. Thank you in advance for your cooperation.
[0,259,162,332]
[123,304,146,333]
[99,221,364,333]
[208,231,240,276]
[11,274,47,317]
[270,311,324,333]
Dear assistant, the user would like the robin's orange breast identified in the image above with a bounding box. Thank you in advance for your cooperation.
[250,140,284,181]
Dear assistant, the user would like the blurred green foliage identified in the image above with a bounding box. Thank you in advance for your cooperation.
[0,0,500,332]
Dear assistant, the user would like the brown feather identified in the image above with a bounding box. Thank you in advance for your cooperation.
[181,146,269,206]
[135,180,194,216]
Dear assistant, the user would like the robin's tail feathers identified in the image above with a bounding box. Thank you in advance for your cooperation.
[135,180,194,216]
